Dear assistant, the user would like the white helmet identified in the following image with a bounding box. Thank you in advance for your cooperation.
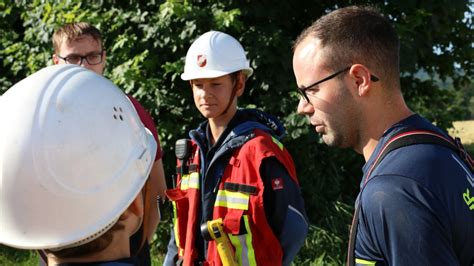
[0,64,157,250]
[181,30,253,80]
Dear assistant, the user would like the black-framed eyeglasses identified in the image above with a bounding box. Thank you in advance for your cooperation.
[297,66,379,103]
[57,51,104,65]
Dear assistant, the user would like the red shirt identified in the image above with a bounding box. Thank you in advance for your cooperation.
[127,95,162,161]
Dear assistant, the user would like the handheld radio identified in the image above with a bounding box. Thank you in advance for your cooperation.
[174,139,192,188]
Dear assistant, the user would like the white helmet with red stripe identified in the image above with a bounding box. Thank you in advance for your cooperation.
[181,30,253,80]
[0,64,156,250]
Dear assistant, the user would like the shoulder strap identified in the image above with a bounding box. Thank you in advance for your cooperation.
[365,130,472,182]
[347,129,473,266]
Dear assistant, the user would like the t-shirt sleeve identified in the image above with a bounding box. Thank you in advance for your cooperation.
[356,174,458,265]
[127,95,163,160]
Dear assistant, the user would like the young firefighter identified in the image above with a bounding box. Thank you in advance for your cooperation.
[164,31,309,266]
[0,65,157,265]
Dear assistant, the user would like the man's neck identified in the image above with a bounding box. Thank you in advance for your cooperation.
[359,95,413,161]
[208,109,237,145]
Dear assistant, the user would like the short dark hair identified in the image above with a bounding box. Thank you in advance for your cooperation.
[46,232,113,259]
[52,22,103,53]
[230,70,243,83]
[294,6,400,87]
[45,217,125,259]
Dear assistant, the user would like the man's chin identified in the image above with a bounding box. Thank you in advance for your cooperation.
[321,134,343,148]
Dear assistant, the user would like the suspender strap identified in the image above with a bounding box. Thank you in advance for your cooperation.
[347,129,473,266]
[347,197,361,266]
[365,130,466,183]
[38,250,48,265]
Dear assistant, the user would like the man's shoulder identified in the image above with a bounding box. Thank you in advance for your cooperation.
[240,130,286,153]
[373,142,469,184]
[362,143,472,222]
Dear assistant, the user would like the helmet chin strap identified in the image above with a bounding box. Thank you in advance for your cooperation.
[220,72,241,116]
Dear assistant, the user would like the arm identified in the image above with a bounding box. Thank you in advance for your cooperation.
[260,157,309,265]
[126,95,167,241]
[163,229,179,266]
[146,159,167,241]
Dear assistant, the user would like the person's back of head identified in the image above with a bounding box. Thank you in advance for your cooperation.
[45,217,125,260]
[0,64,157,263]
[294,5,400,90]
[52,22,103,54]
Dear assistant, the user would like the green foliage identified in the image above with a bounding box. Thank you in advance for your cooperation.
[0,245,38,266]
[1,0,472,265]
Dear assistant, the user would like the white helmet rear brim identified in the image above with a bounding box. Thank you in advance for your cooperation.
[0,65,157,249]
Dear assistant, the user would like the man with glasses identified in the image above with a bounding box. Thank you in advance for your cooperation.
[50,22,167,265]
[293,5,473,266]
[52,23,105,75]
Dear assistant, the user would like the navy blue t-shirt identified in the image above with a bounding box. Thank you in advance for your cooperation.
[355,114,474,266]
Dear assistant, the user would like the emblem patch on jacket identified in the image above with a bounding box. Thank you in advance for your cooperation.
[272,177,284,190]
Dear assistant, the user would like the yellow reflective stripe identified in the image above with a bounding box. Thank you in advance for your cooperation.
[215,190,249,210]
[271,136,284,150]
[227,216,256,266]
[171,201,183,256]
[188,172,200,189]
[243,215,257,266]
[228,234,243,265]
[180,174,189,190]
[179,172,200,190]
[355,258,376,265]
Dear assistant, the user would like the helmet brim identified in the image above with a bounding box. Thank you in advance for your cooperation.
[181,67,253,81]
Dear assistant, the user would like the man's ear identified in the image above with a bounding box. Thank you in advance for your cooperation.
[349,64,374,97]
[128,191,144,218]
[52,54,59,65]
[235,72,246,97]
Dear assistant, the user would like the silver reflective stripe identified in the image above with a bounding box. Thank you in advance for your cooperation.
[215,195,248,205]
[230,234,249,265]
[289,205,308,227]
[179,172,200,190]
[228,215,256,266]
[188,172,200,189]
[215,190,249,210]
[180,174,189,189]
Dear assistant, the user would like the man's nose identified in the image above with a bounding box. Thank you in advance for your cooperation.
[297,97,314,115]
[197,86,211,98]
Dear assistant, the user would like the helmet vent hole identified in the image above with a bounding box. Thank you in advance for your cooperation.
[112,106,124,121]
